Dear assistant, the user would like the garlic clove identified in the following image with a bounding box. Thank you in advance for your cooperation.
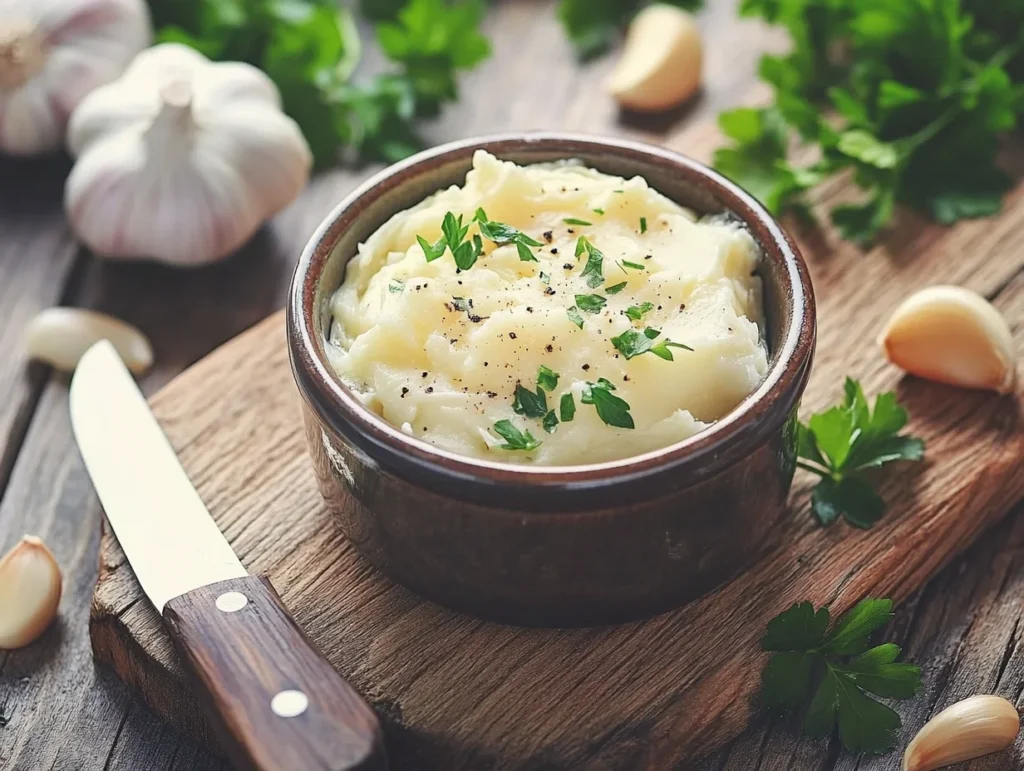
[0,535,63,650]
[606,4,703,112]
[878,285,1017,394]
[903,695,1020,771]
[24,307,153,374]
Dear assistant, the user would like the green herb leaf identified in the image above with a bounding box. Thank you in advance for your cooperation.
[593,207,605,215]
[540,271,552,285]
[559,393,576,422]
[611,328,691,360]
[582,379,634,429]
[542,410,559,434]
[451,296,471,312]
[537,366,559,392]
[512,383,548,419]
[605,282,628,295]
[566,306,585,329]
[389,278,406,293]
[492,419,541,451]
[639,216,648,233]
[621,260,645,271]
[564,217,592,226]
[442,212,468,251]
[516,241,538,262]
[417,234,446,262]
[760,598,922,754]
[798,379,924,528]
[577,237,605,288]
[624,302,654,321]
[575,294,607,313]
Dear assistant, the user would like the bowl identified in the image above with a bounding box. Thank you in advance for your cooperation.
[288,133,815,627]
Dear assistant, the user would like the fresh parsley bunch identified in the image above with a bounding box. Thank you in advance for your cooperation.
[151,0,490,168]
[557,0,704,59]
[797,378,924,528]
[714,0,1024,243]
[761,598,922,753]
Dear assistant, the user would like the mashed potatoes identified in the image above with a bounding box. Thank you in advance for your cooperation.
[327,151,767,465]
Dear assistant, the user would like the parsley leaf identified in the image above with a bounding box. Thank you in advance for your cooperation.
[577,237,605,288]
[563,217,592,226]
[537,366,559,392]
[492,419,541,452]
[797,378,924,528]
[473,209,543,262]
[388,278,405,293]
[542,411,559,434]
[559,393,576,422]
[575,294,607,313]
[581,379,634,429]
[612,328,692,360]
[566,306,585,329]
[606,282,628,295]
[621,260,645,271]
[624,302,654,321]
[761,598,921,754]
[513,383,548,419]
[639,216,648,233]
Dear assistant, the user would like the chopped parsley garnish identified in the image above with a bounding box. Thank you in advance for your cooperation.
[492,419,541,451]
[540,271,551,285]
[513,383,548,419]
[453,235,484,270]
[611,328,692,360]
[639,217,647,234]
[593,207,605,215]
[624,302,654,321]
[797,378,925,529]
[537,365,559,391]
[473,207,542,262]
[559,393,575,422]
[761,598,921,754]
[417,235,446,262]
[542,411,559,433]
[442,211,469,249]
[566,306,585,329]
[388,278,406,293]
[605,281,627,295]
[577,237,604,288]
[621,260,645,271]
[451,296,471,312]
[581,378,633,429]
[563,217,592,226]
[575,294,607,313]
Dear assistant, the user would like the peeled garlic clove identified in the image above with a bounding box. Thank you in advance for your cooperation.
[879,286,1017,394]
[0,536,62,649]
[24,308,153,374]
[903,695,1020,771]
[606,4,703,112]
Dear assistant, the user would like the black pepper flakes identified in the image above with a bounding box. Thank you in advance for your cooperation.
[544,287,556,296]
[582,364,590,371]
[509,332,517,340]
[543,230,553,242]
[401,387,409,397]
[421,372,428,378]
[567,228,575,235]
[425,387,434,394]
[563,263,573,270]
[624,375,630,382]
[545,344,553,352]
[551,247,559,254]
[487,391,498,398]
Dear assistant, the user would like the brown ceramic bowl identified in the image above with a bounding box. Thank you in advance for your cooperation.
[288,133,815,627]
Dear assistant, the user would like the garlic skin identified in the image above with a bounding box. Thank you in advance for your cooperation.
[0,0,150,156]
[0,535,62,649]
[606,4,703,112]
[903,695,1020,771]
[24,307,153,373]
[879,286,1017,394]
[65,43,313,266]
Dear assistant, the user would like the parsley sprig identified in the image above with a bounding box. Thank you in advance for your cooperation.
[576,237,605,288]
[798,379,924,528]
[491,419,541,451]
[418,212,484,270]
[611,328,693,361]
[154,0,490,169]
[714,0,1024,243]
[473,208,543,262]
[582,378,634,429]
[761,598,921,754]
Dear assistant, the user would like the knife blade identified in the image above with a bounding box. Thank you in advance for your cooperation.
[70,340,387,771]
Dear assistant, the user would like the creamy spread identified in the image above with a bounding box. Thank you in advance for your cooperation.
[326,151,768,465]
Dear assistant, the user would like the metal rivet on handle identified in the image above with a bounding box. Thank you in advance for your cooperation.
[215,591,248,613]
[271,690,309,718]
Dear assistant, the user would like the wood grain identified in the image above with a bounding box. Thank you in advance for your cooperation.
[1,1,1022,769]
[88,111,1024,768]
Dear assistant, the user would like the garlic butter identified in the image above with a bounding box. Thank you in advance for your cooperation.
[327,151,767,465]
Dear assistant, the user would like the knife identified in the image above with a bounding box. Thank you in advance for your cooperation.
[70,340,387,771]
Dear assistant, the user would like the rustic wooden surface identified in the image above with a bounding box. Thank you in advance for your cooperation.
[0,2,1021,770]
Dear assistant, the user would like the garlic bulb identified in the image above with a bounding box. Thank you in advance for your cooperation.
[0,0,150,156]
[0,535,62,649]
[65,43,312,266]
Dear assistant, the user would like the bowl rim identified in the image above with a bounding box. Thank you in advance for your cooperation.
[288,132,815,497]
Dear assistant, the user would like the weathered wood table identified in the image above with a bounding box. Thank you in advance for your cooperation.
[0,3,1021,769]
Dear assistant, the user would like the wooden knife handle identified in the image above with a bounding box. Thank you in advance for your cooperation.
[163,575,387,771]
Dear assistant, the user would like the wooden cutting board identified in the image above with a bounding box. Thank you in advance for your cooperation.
[89,121,1023,769]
